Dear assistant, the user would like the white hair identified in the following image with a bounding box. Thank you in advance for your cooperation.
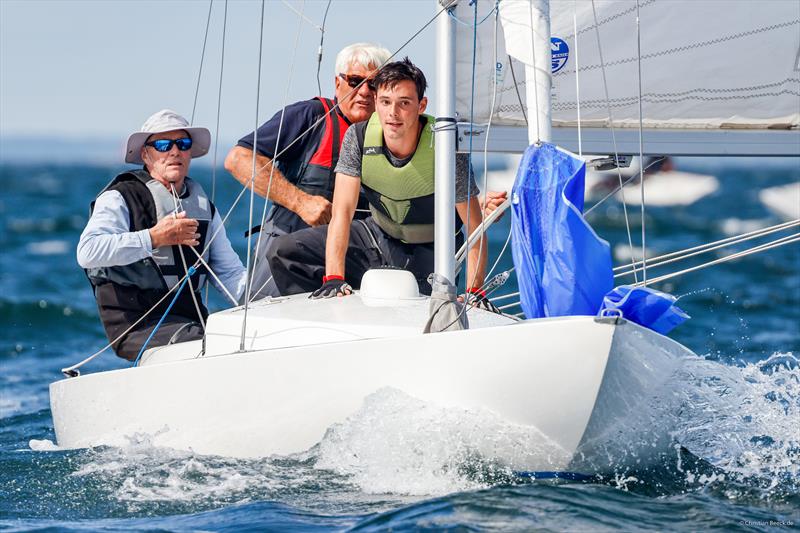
[334,42,391,75]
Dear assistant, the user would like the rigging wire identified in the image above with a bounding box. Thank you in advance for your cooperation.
[635,233,800,287]
[315,0,333,95]
[615,219,800,277]
[249,0,307,305]
[590,0,638,284]
[240,0,266,352]
[280,0,322,31]
[635,0,647,285]
[206,0,229,307]
[190,0,214,125]
[573,0,582,157]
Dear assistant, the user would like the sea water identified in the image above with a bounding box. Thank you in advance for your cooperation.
[1,159,798,531]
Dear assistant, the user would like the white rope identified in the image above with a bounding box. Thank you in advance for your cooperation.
[636,233,800,287]
[616,219,800,278]
[205,0,228,306]
[61,269,193,376]
[240,0,266,351]
[249,0,306,305]
[190,0,214,125]
[528,1,542,144]
[635,0,647,285]
[573,0,582,157]
[280,0,321,31]
[590,0,638,284]
[170,184,206,333]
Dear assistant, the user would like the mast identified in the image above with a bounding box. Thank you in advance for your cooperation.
[433,0,457,285]
[526,0,552,144]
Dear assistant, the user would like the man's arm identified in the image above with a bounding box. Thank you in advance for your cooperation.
[456,195,488,291]
[224,145,331,226]
[324,173,362,281]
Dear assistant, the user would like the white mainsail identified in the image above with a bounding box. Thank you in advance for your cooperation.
[455,0,800,154]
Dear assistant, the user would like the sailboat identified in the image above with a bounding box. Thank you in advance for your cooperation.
[49,0,799,476]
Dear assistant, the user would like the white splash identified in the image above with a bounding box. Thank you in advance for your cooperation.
[674,352,800,485]
[313,387,570,496]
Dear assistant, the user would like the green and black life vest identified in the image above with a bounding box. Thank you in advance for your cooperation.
[359,113,436,243]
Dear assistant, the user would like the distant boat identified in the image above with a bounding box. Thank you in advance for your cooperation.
[486,155,720,207]
[585,157,720,207]
[759,182,800,221]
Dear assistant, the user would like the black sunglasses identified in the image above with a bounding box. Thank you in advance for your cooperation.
[146,137,193,152]
[339,73,376,92]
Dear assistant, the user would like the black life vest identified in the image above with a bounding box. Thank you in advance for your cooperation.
[85,169,214,353]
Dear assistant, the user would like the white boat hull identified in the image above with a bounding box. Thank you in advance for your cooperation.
[50,300,691,473]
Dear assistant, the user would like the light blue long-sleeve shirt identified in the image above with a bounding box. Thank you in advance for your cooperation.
[77,190,247,303]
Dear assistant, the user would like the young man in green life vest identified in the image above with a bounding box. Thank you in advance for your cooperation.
[268,58,498,311]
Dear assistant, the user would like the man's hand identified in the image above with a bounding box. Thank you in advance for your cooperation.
[480,190,508,219]
[149,212,199,249]
[297,194,332,227]
[310,275,352,299]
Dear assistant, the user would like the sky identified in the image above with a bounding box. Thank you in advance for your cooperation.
[0,0,438,154]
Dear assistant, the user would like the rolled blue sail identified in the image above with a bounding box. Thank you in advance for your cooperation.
[511,143,613,318]
[599,285,690,335]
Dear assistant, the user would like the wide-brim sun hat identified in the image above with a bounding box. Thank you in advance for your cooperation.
[125,109,211,164]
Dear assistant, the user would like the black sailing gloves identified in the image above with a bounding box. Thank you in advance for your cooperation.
[464,287,501,314]
[310,275,353,299]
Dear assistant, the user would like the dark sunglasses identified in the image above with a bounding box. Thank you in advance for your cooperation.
[339,73,376,92]
[145,137,193,152]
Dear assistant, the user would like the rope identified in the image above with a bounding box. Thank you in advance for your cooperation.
[240,0,266,351]
[170,184,206,334]
[573,1,582,157]
[205,0,228,307]
[133,266,197,367]
[591,0,638,283]
[636,233,800,287]
[280,0,321,31]
[315,0,333,95]
[190,0,214,125]
[249,0,306,305]
[635,0,647,285]
[527,1,541,144]
[60,269,194,376]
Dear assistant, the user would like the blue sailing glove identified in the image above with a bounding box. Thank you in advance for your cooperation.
[310,275,353,299]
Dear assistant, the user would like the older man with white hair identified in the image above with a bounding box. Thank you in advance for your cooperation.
[78,109,247,361]
[225,42,392,300]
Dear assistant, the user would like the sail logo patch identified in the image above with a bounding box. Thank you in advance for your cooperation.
[551,37,569,73]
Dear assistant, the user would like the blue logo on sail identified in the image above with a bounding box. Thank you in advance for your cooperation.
[551,37,569,73]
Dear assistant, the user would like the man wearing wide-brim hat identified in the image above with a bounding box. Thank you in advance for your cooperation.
[77,109,247,362]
